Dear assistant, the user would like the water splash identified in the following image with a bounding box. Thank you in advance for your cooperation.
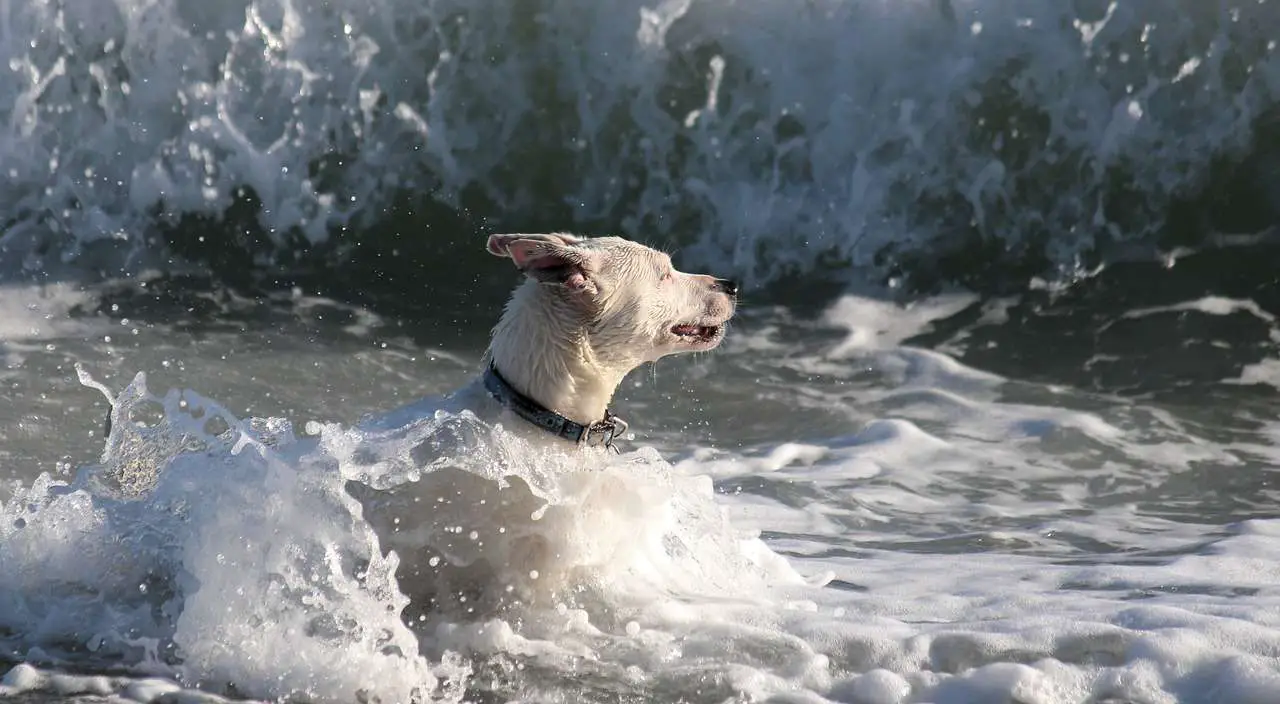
[2,0,1276,284]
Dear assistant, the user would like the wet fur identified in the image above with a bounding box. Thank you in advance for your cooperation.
[485,233,737,431]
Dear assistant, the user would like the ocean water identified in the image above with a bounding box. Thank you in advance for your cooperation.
[3,0,1280,702]
[4,257,1280,704]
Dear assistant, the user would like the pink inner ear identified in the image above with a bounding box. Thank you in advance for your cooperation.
[507,240,559,270]
[498,237,594,293]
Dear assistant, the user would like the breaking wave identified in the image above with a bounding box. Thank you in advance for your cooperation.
[2,0,1278,284]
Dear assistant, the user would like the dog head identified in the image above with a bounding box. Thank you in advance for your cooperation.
[487,233,738,364]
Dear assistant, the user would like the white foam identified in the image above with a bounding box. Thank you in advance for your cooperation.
[0,372,463,702]
[0,282,98,342]
[0,663,236,704]
[1230,357,1280,389]
[822,293,979,353]
[1114,296,1278,325]
[7,305,1280,703]
[0,368,812,702]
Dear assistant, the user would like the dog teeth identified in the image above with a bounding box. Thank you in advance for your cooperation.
[672,324,719,339]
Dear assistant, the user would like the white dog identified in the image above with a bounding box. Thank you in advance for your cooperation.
[347,233,738,614]
[481,232,737,448]
[368,232,737,452]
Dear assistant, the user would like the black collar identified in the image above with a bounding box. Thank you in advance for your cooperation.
[483,363,628,451]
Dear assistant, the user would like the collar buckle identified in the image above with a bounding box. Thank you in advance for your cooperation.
[579,413,627,452]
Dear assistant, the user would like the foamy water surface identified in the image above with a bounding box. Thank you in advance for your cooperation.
[1,277,1279,704]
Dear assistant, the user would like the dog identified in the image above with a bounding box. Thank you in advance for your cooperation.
[346,233,738,615]
[366,232,738,452]
[482,232,737,447]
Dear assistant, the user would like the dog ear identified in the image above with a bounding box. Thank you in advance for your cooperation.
[486,232,581,258]
[485,234,595,294]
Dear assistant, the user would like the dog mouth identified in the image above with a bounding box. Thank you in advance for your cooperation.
[671,323,723,344]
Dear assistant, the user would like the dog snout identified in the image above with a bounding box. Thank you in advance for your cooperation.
[712,278,738,296]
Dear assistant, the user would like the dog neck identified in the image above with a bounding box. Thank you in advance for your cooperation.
[487,281,628,426]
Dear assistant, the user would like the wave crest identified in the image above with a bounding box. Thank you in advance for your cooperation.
[2,0,1277,285]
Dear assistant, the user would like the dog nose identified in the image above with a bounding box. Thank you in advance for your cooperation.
[713,278,738,296]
